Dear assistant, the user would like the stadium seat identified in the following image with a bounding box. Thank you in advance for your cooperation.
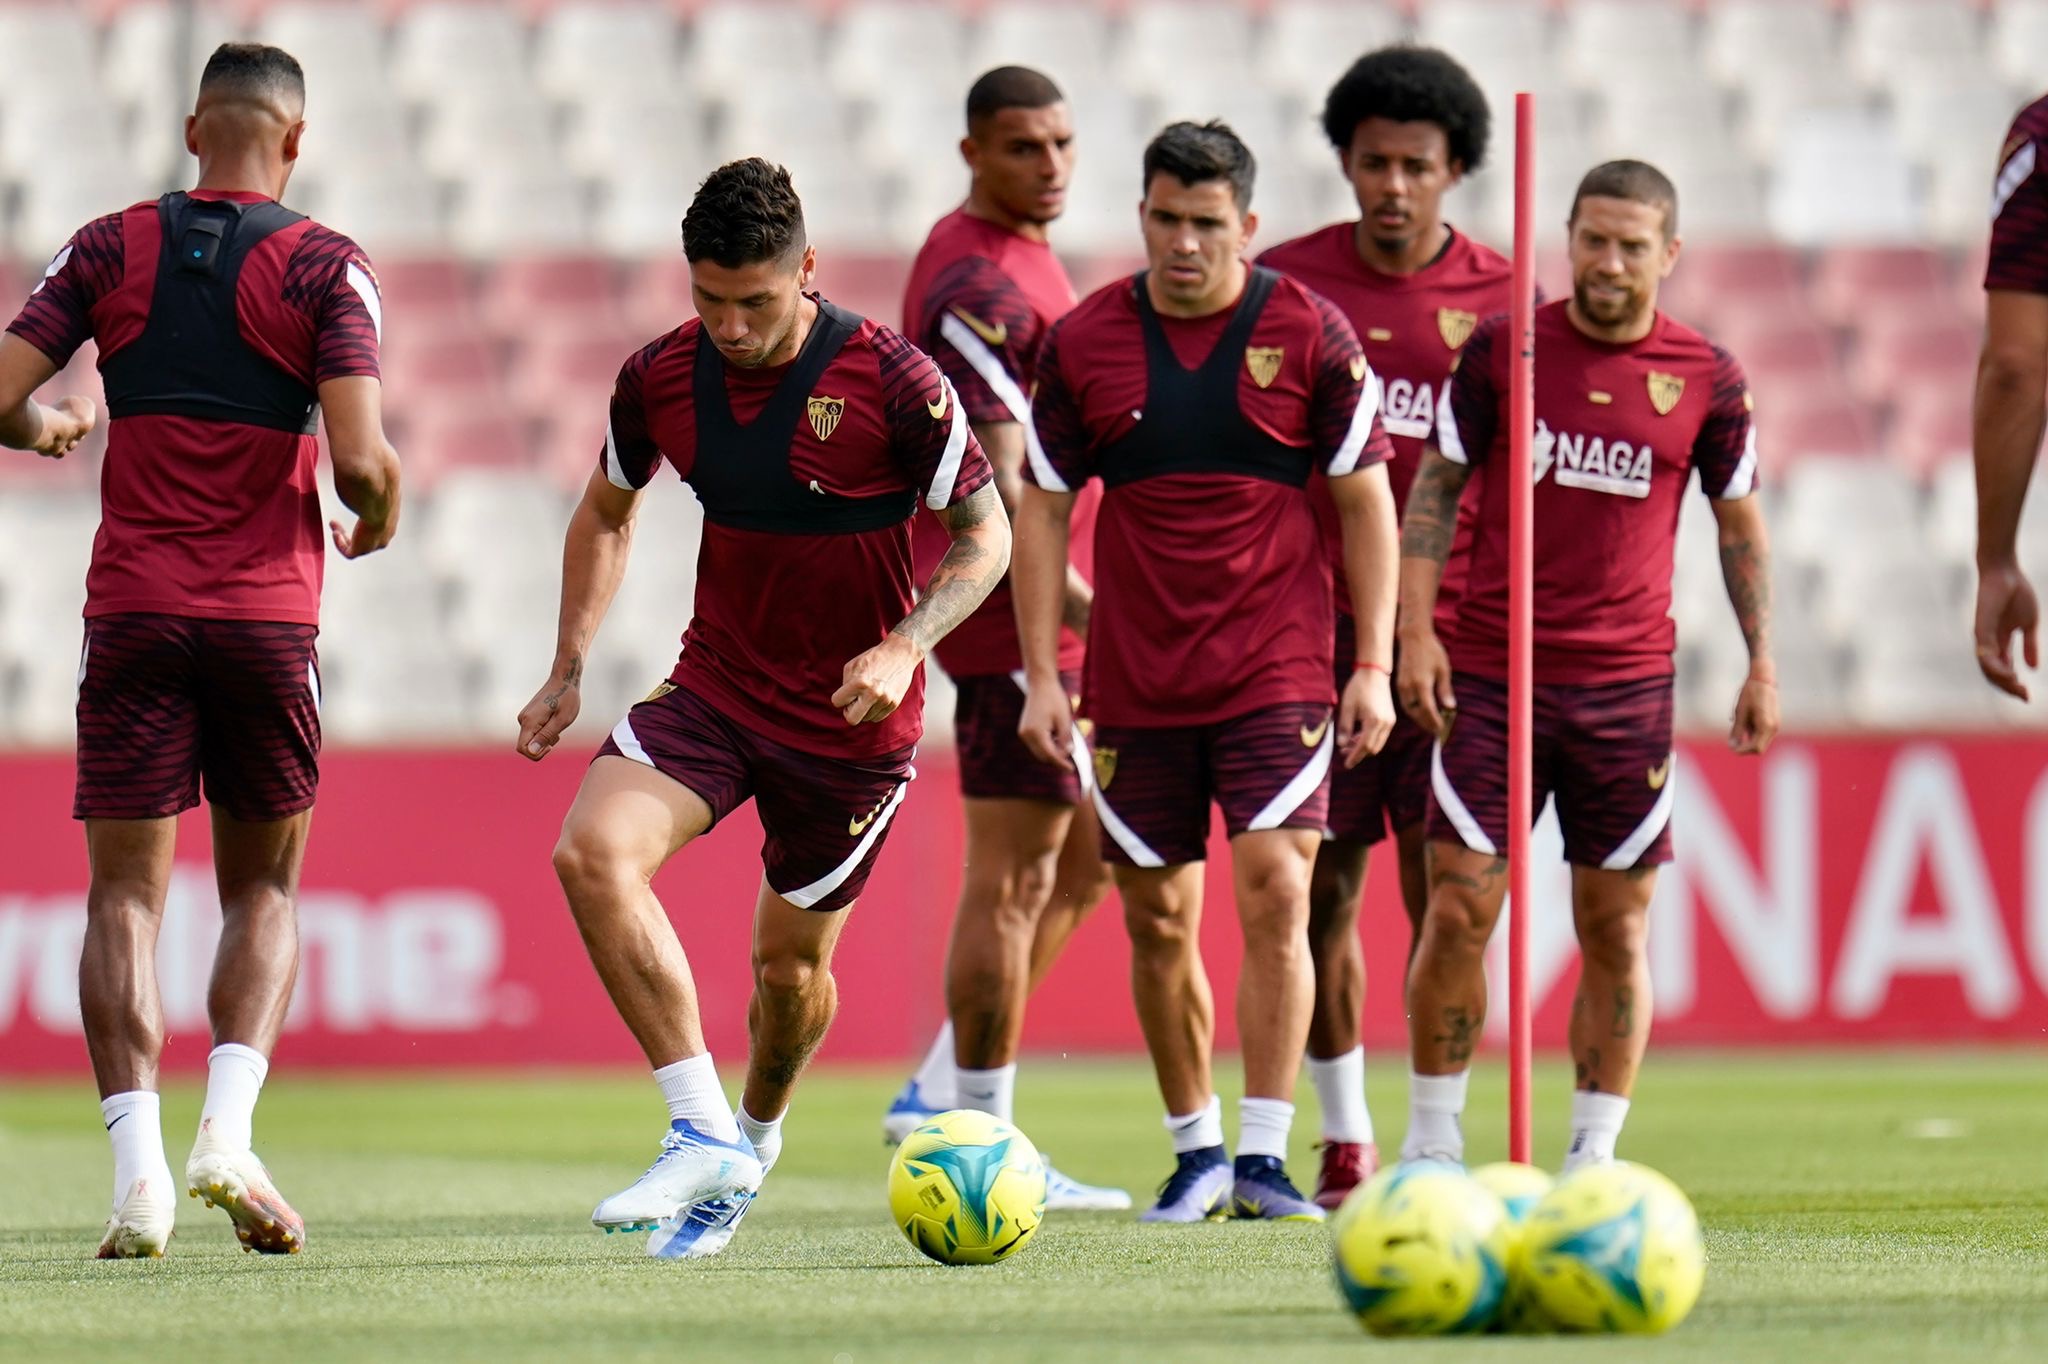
[368,255,477,330]
[1846,0,1990,92]
[1703,0,1840,94]
[479,255,623,339]
[418,93,559,180]
[1890,76,2024,181]
[15,165,154,262]
[1888,389,1974,480]
[533,0,683,104]
[1989,0,2048,85]
[815,254,912,327]
[971,1,1115,94]
[1923,453,1977,564]
[1756,391,1884,467]
[1845,633,2004,729]
[0,4,102,105]
[1118,2,1259,100]
[390,1,531,102]
[399,407,537,485]
[301,168,448,257]
[380,330,502,422]
[0,100,129,180]
[1734,66,1870,165]
[421,468,570,584]
[620,257,695,339]
[564,91,707,185]
[1658,244,1805,337]
[1562,0,1696,92]
[1766,111,1923,245]
[506,333,638,427]
[447,170,595,257]
[687,2,825,105]
[826,1,971,101]
[257,2,390,92]
[1256,1,1407,103]
[1846,316,1977,410]
[1811,244,1961,327]
[1774,455,1923,572]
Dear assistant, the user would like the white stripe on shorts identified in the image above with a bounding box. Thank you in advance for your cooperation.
[608,715,655,767]
[1009,668,1094,794]
[1601,751,1676,870]
[1430,739,1498,856]
[783,778,911,909]
[1091,786,1166,868]
[1245,728,1334,831]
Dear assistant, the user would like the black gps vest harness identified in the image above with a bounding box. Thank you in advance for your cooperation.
[688,300,918,535]
[99,192,319,435]
[1099,265,1308,490]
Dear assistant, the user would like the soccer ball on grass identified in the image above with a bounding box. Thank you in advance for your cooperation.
[888,1109,1046,1265]
[1519,1160,1705,1334]
[1329,1159,1512,1336]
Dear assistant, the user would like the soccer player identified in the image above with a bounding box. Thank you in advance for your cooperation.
[1017,122,1401,1222]
[1257,46,1511,1207]
[1394,161,1776,1170]
[516,159,1005,1259]
[0,44,394,1259]
[1973,92,2048,700]
[882,66,1127,1211]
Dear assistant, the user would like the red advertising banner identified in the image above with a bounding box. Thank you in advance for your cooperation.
[3,735,2046,1074]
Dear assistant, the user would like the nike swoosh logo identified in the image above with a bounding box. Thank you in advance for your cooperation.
[105,1113,127,1131]
[1300,718,1330,747]
[926,384,950,421]
[1648,758,1671,790]
[950,306,1007,346]
[849,801,885,836]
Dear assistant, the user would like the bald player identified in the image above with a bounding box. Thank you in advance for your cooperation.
[0,44,397,1258]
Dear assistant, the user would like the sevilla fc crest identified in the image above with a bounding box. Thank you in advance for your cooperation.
[1244,347,1284,389]
[807,395,846,440]
[1646,371,1685,416]
[1092,746,1118,791]
[1438,308,1478,349]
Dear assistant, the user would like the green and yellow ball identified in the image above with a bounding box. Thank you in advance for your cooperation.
[1472,1162,1558,1333]
[1520,1161,1705,1334]
[1330,1160,1512,1336]
[888,1109,1046,1266]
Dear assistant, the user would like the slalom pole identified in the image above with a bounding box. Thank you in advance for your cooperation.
[1507,92,1537,1166]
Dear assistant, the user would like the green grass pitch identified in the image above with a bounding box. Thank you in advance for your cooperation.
[3,1052,2045,1362]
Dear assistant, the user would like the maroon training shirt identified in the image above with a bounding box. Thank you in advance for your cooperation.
[902,208,1098,678]
[1028,268,1393,726]
[1439,300,1758,684]
[6,191,382,625]
[1988,93,2048,295]
[601,301,993,757]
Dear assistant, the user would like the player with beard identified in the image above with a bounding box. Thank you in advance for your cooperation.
[1257,45,1513,1207]
[1395,161,1777,1171]
[883,66,1128,1211]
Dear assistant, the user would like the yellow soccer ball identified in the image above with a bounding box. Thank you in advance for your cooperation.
[1472,1162,1559,1334]
[888,1109,1046,1266]
[1521,1161,1706,1334]
[1330,1160,1512,1336]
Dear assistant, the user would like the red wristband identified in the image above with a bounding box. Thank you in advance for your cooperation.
[1354,660,1391,676]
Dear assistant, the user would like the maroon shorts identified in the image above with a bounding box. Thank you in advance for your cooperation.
[953,669,1085,804]
[1326,612,1431,846]
[1426,672,1676,870]
[597,683,915,912]
[1090,703,1334,868]
[74,613,321,823]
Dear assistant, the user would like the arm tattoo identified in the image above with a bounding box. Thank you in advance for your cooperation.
[1436,1007,1483,1064]
[1400,451,1472,566]
[894,484,1007,653]
[1718,533,1773,663]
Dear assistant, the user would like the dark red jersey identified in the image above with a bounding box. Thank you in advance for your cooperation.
[1260,224,1518,627]
[601,299,992,757]
[6,191,382,625]
[1441,301,1758,684]
[1028,267,1392,726]
[903,208,1097,678]
[1989,93,2048,295]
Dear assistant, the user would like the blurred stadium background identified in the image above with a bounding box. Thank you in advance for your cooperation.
[3,0,2046,1075]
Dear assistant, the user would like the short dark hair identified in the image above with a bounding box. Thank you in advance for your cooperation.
[198,42,305,106]
[1570,159,1680,238]
[966,66,1064,131]
[682,159,807,268]
[1141,120,1256,211]
[1320,45,1489,172]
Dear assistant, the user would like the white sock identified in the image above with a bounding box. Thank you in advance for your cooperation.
[738,1106,784,1175]
[101,1091,170,1206]
[1163,1094,1225,1155]
[1564,1091,1631,1171]
[1308,1047,1375,1144]
[197,1042,269,1151]
[911,1021,957,1108]
[1238,1096,1296,1161]
[1401,1069,1469,1163]
[652,1053,741,1143]
[955,1064,1016,1122]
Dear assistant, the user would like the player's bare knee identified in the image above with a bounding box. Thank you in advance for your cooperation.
[1123,893,1193,955]
[754,950,827,1001]
[1576,901,1648,977]
[1054,859,1115,918]
[551,827,642,911]
[1421,889,1495,961]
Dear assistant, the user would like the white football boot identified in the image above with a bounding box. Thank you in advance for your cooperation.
[96,1169,177,1259]
[186,1134,305,1254]
[592,1120,763,1234]
[647,1128,776,1261]
[1043,1158,1134,1212]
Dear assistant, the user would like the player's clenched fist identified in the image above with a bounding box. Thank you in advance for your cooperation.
[516,671,582,760]
[33,394,96,458]
[1338,668,1395,768]
[1016,675,1074,767]
[834,633,922,725]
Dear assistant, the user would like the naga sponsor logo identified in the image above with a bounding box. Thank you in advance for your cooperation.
[0,867,525,1035]
[1532,419,1654,499]
[1378,375,1441,440]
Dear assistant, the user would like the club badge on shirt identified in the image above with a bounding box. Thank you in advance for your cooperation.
[1092,746,1118,790]
[807,395,846,440]
[1438,308,1478,349]
[1245,346,1283,389]
[1646,371,1685,416]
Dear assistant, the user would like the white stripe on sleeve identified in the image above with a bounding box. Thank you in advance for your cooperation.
[1435,381,1469,464]
[924,376,970,511]
[938,310,1063,491]
[345,262,383,342]
[1715,422,1759,500]
[604,420,635,491]
[1326,364,1383,476]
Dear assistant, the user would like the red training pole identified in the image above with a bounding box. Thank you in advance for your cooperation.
[1507,92,1537,1166]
